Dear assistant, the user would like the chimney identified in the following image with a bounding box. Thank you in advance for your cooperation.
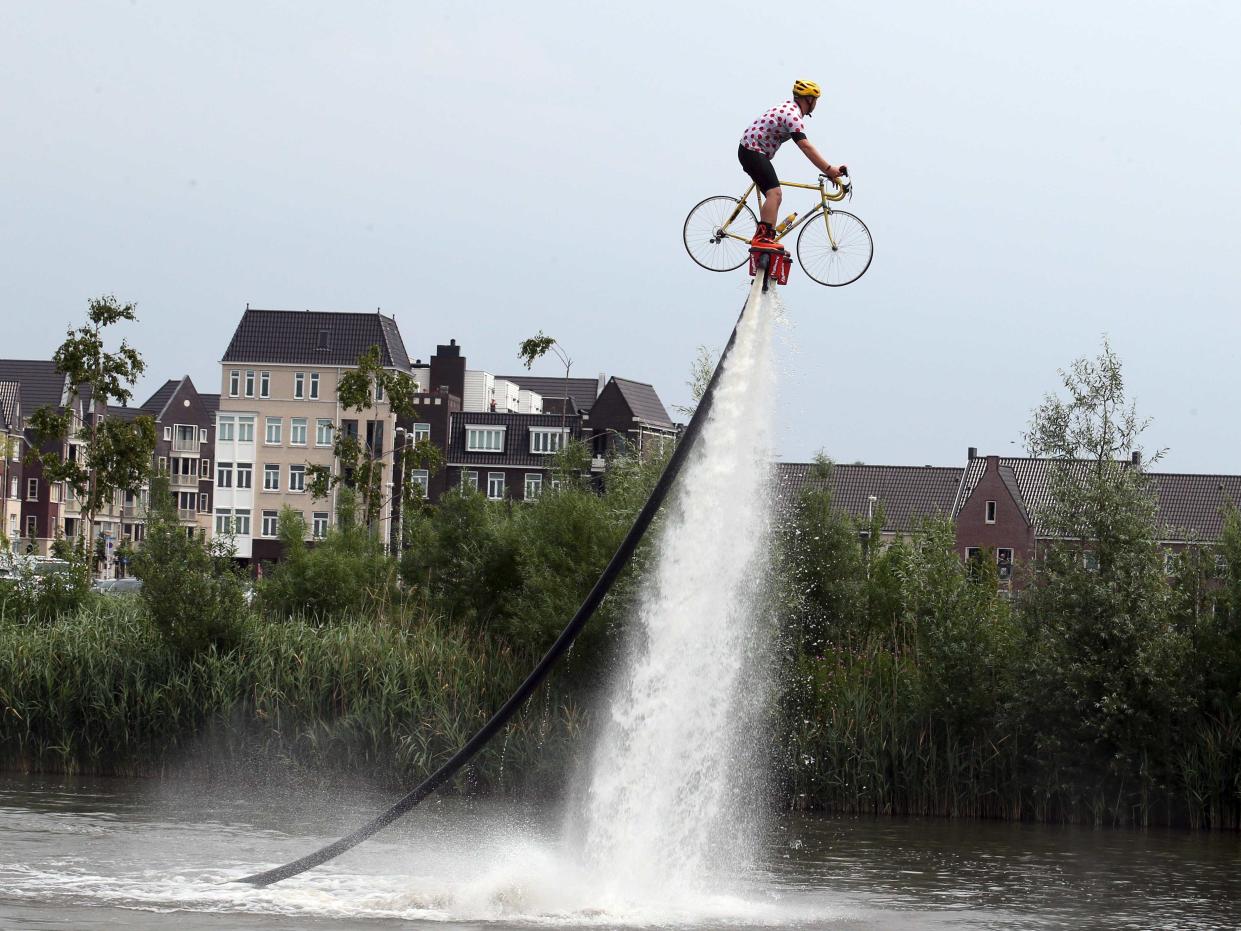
[430,340,465,401]
[597,372,607,398]
[967,446,978,460]
[1131,450,1142,466]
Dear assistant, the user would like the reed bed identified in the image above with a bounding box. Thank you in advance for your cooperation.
[0,599,585,794]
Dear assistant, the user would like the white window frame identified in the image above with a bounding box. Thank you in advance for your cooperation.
[529,428,569,455]
[236,462,253,489]
[410,469,429,495]
[309,372,320,399]
[233,508,251,536]
[462,470,478,491]
[466,425,506,452]
[200,428,208,443]
[244,370,255,398]
[524,472,543,498]
[316,419,333,446]
[984,500,997,524]
[217,462,233,488]
[163,426,172,441]
[413,422,431,443]
[201,458,211,477]
[214,509,232,535]
[265,417,282,445]
[25,515,37,539]
[997,547,1014,580]
[199,492,209,512]
[1164,551,1178,576]
[289,463,306,493]
[486,472,505,500]
[218,416,235,441]
[290,417,308,447]
[26,477,38,501]
[294,372,305,399]
[237,416,255,443]
[312,511,329,539]
[261,510,279,537]
[259,371,270,399]
[263,464,280,491]
[229,370,240,397]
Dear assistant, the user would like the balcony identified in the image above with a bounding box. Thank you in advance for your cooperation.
[122,504,145,519]
[177,508,198,522]
[170,472,199,488]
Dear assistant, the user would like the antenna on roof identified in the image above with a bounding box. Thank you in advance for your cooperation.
[245,302,250,310]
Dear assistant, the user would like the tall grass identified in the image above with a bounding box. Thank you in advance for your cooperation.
[0,599,585,793]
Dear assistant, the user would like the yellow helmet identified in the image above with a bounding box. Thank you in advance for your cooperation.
[792,79,821,99]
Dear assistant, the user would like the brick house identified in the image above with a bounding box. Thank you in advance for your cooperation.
[1,380,23,550]
[587,377,678,459]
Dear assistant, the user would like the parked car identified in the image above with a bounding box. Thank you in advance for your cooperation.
[110,578,142,594]
[90,578,116,594]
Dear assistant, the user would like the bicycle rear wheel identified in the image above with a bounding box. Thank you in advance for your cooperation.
[796,210,873,286]
[683,196,757,272]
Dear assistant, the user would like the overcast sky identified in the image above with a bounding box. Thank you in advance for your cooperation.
[2,1,1237,472]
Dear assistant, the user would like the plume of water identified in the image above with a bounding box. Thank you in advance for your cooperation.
[576,289,780,899]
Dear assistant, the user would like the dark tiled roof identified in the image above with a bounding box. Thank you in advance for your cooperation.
[221,309,411,369]
[0,360,67,414]
[106,404,144,422]
[776,462,964,534]
[199,393,221,413]
[497,375,600,412]
[140,379,181,416]
[609,377,674,430]
[955,455,1241,543]
[447,411,583,469]
[0,381,19,433]
[1152,473,1241,542]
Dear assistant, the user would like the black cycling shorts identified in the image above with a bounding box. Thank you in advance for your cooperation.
[738,144,779,193]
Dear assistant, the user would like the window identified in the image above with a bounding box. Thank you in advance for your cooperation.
[259,371,270,398]
[316,419,333,446]
[236,462,253,489]
[157,456,167,475]
[8,476,16,499]
[524,473,543,498]
[265,417,282,445]
[261,510,279,537]
[26,478,38,501]
[985,500,997,524]
[289,464,306,492]
[237,416,255,443]
[374,380,384,403]
[263,464,280,491]
[217,462,233,487]
[413,422,431,443]
[310,372,320,399]
[530,429,567,454]
[312,512,329,539]
[199,492,208,512]
[410,469,429,495]
[178,491,196,512]
[997,547,1014,581]
[486,472,505,500]
[218,416,235,441]
[462,470,478,490]
[294,372,305,398]
[233,509,251,536]
[174,424,197,451]
[466,426,506,452]
[200,428,208,443]
[1083,551,1099,572]
[1164,551,1178,575]
[290,417,308,446]
[50,483,61,503]
[244,370,255,398]
[229,370,240,397]
[201,458,211,478]
[965,547,982,561]
[26,515,37,539]
[214,509,232,535]
[163,426,172,441]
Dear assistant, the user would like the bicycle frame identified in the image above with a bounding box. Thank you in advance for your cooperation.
[717,178,850,248]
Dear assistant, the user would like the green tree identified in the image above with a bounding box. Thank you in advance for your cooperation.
[518,331,573,430]
[306,345,423,537]
[27,296,156,566]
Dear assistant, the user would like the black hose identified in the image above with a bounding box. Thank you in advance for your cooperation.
[237,277,764,887]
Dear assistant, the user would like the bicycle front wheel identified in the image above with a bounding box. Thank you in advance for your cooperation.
[796,210,873,286]
[683,196,757,272]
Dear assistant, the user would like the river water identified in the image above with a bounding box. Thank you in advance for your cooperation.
[1,775,1238,930]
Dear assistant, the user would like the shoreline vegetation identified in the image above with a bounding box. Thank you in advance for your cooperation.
[3,342,1239,831]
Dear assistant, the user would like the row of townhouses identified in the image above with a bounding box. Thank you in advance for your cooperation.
[4,308,1241,586]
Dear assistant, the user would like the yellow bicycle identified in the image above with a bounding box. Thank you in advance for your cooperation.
[683,175,873,286]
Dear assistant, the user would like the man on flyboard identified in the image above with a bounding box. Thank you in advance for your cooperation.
[738,80,848,250]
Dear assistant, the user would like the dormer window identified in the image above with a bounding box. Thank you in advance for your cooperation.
[985,500,997,524]
[317,329,329,351]
[466,426,505,452]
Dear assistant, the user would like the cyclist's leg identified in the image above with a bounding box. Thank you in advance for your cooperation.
[738,144,781,229]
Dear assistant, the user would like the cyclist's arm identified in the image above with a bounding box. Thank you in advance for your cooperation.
[795,138,845,180]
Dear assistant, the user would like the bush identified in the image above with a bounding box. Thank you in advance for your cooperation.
[131,476,246,654]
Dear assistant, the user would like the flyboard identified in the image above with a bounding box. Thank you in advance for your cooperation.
[234,250,785,888]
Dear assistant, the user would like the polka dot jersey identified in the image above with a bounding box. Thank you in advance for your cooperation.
[740,100,806,159]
